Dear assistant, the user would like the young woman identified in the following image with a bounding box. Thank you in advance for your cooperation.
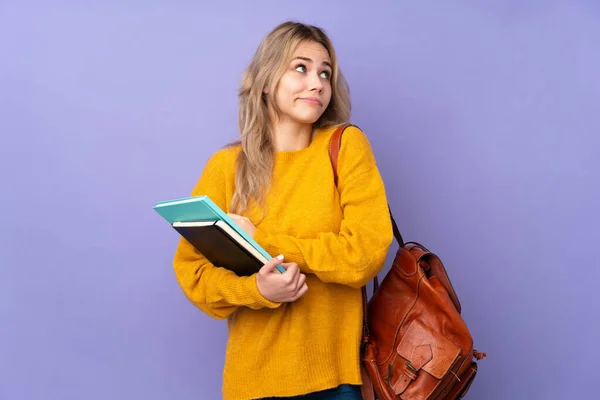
[173,21,393,400]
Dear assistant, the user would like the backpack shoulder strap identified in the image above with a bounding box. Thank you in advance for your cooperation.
[329,124,351,186]
[328,124,404,246]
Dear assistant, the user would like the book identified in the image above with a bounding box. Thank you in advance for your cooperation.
[154,195,285,274]
[172,220,269,276]
[154,195,228,224]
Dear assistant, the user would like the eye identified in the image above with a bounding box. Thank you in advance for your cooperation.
[320,70,331,79]
[295,64,307,73]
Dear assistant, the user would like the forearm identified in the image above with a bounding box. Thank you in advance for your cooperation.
[254,168,394,288]
[254,225,391,288]
[173,237,281,319]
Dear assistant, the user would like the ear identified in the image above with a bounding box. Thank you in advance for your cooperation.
[263,87,269,94]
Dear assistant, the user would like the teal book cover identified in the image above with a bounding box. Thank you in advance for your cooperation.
[154,195,223,224]
[154,195,285,273]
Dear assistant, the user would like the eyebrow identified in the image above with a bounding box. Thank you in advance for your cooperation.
[293,56,332,69]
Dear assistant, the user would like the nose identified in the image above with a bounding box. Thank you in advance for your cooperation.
[308,72,324,93]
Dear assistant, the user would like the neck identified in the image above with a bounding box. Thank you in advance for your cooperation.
[271,119,314,152]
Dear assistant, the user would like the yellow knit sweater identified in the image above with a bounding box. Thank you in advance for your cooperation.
[172,125,393,400]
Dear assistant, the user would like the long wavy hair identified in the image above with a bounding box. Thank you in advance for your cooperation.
[230,21,351,215]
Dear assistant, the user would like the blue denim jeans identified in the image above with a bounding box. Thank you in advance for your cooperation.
[258,384,362,400]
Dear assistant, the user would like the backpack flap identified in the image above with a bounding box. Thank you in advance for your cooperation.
[389,319,461,395]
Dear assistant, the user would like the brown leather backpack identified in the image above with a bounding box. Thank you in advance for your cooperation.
[329,125,486,400]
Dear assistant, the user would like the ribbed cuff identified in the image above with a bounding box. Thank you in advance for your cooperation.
[240,274,282,309]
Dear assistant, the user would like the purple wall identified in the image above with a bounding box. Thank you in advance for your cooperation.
[1,1,598,399]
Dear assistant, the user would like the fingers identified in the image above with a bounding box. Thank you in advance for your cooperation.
[285,266,306,302]
[259,254,285,274]
[227,213,245,225]
[283,262,300,281]
[228,213,251,225]
[283,263,301,293]
[290,282,308,302]
[257,258,308,303]
[227,213,241,224]
[295,272,306,292]
[227,213,256,236]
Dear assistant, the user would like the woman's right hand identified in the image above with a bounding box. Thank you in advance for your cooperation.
[256,254,308,302]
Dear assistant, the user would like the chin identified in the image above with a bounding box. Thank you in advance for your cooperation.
[291,112,324,125]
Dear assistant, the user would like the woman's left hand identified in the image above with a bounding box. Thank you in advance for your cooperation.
[227,213,257,238]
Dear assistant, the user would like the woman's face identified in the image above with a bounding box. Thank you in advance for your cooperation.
[270,41,333,125]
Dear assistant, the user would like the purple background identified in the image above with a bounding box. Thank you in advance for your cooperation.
[1,1,598,399]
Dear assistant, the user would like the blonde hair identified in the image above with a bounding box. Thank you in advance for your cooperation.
[230,21,351,215]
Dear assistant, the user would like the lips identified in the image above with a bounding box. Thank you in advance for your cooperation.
[298,97,323,106]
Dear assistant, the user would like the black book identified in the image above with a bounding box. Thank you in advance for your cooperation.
[172,220,269,277]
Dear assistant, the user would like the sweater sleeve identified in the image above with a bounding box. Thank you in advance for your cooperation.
[253,127,394,289]
[172,150,281,320]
